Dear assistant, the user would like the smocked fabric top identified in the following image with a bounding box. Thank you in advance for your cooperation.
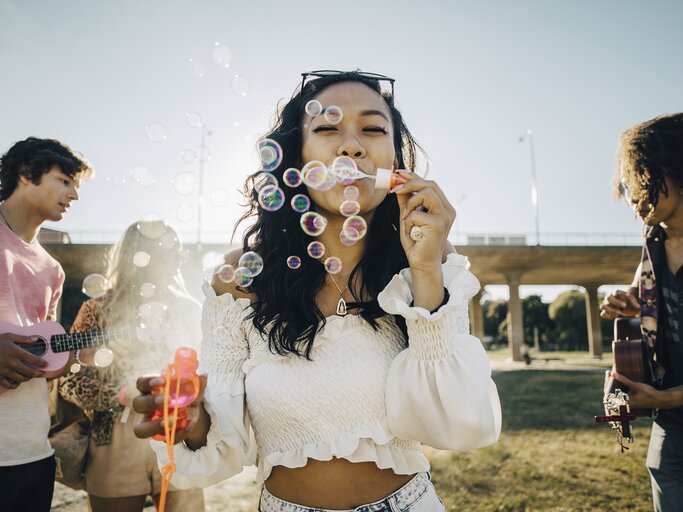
[150,252,502,487]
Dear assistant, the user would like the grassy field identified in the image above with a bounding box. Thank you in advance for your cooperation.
[428,369,653,511]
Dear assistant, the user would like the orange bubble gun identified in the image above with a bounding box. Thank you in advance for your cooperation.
[150,347,200,512]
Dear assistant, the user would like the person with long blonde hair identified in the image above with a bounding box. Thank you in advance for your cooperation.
[58,220,205,512]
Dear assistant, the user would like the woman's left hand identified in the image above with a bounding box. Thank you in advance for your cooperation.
[393,170,456,271]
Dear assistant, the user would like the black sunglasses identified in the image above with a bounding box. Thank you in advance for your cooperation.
[300,69,395,97]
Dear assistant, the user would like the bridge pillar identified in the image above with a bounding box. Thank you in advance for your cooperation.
[469,288,485,342]
[506,273,525,361]
[584,285,603,358]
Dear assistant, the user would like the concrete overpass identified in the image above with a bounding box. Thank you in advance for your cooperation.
[42,237,642,363]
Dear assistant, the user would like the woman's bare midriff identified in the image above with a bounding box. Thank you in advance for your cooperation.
[265,458,415,509]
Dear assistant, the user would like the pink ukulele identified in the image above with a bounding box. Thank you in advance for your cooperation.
[0,319,128,394]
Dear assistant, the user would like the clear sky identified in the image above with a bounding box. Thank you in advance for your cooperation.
[1,0,681,298]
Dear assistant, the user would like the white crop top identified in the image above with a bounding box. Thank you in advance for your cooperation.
[150,252,502,488]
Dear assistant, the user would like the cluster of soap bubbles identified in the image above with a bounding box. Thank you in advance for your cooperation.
[214,251,264,288]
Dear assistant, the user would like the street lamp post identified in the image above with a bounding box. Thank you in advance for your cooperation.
[519,129,540,245]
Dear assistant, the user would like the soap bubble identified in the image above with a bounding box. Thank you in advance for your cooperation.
[306,241,325,259]
[82,274,109,298]
[136,214,165,239]
[212,42,232,68]
[186,112,203,127]
[258,139,283,172]
[145,123,166,142]
[343,185,360,201]
[195,145,211,162]
[233,267,253,287]
[159,232,178,250]
[324,257,342,274]
[342,215,367,240]
[300,212,327,236]
[175,203,194,222]
[133,251,151,268]
[283,168,302,188]
[302,160,328,189]
[131,165,155,187]
[340,227,360,246]
[188,58,205,77]
[181,148,197,164]
[286,256,301,269]
[238,251,264,277]
[323,105,343,124]
[173,172,198,195]
[330,156,359,184]
[232,75,250,96]
[254,171,278,192]
[258,185,285,212]
[140,282,156,298]
[305,100,323,117]
[215,264,235,283]
[94,347,114,368]
[339,200,360,217]
[291,194,310,213]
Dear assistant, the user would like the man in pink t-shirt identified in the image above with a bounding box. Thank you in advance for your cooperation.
[0,137,92,512]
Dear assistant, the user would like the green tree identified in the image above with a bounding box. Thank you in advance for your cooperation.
[482,300,508,345]
[548,290,588,350]
[523,294,554,350]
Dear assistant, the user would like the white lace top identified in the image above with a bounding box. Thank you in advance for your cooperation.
[150,252,502,487]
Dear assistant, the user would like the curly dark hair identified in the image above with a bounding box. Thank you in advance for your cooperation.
[615,113,683,208]
[0,137,93,201]
[235,71,427,358]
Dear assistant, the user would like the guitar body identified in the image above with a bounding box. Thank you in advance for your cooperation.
[596,317,654,447]
[0,320,70,377]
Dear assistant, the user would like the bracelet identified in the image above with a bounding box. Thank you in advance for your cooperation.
[75,349,85,366]
[410,287,450,313]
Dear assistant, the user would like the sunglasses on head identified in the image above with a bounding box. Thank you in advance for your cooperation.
[300,69,395,97]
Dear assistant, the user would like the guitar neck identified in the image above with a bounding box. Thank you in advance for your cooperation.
[50,328,133,353]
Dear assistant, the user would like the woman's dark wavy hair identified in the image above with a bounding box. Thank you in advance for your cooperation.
[0,137,93,201]
[234,71,426,358]
[615,113,683,208]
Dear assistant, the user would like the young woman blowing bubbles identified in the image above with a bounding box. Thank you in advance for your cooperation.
[133,70,501,511]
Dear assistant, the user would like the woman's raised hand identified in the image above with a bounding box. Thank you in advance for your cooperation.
[392,170,456,271]
[133,374,207,444]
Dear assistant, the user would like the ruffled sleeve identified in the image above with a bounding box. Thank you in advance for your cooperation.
[379,252,502,451]
[149,282,256,488]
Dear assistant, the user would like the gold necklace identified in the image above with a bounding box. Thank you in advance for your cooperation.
[328,272,350,316]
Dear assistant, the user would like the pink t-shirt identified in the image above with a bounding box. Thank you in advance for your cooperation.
[0,222,65,465]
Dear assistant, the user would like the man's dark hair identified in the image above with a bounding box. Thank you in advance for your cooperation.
[616,113,683,208]
[0,137,93,201]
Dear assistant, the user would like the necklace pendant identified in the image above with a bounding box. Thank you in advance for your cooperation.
[336,297,347,316]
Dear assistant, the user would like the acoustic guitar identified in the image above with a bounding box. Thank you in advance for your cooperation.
[595,317,655,450]
[0,319,130,395]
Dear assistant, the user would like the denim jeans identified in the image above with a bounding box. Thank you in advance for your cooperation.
[646,421,683,512]
[258,472,445,512]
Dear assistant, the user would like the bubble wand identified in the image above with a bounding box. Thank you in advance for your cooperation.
[329,165,423,241]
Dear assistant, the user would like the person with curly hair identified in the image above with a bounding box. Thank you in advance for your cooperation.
[601,113,683,512]
[134,70,501,511]
[0,137,92,512]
